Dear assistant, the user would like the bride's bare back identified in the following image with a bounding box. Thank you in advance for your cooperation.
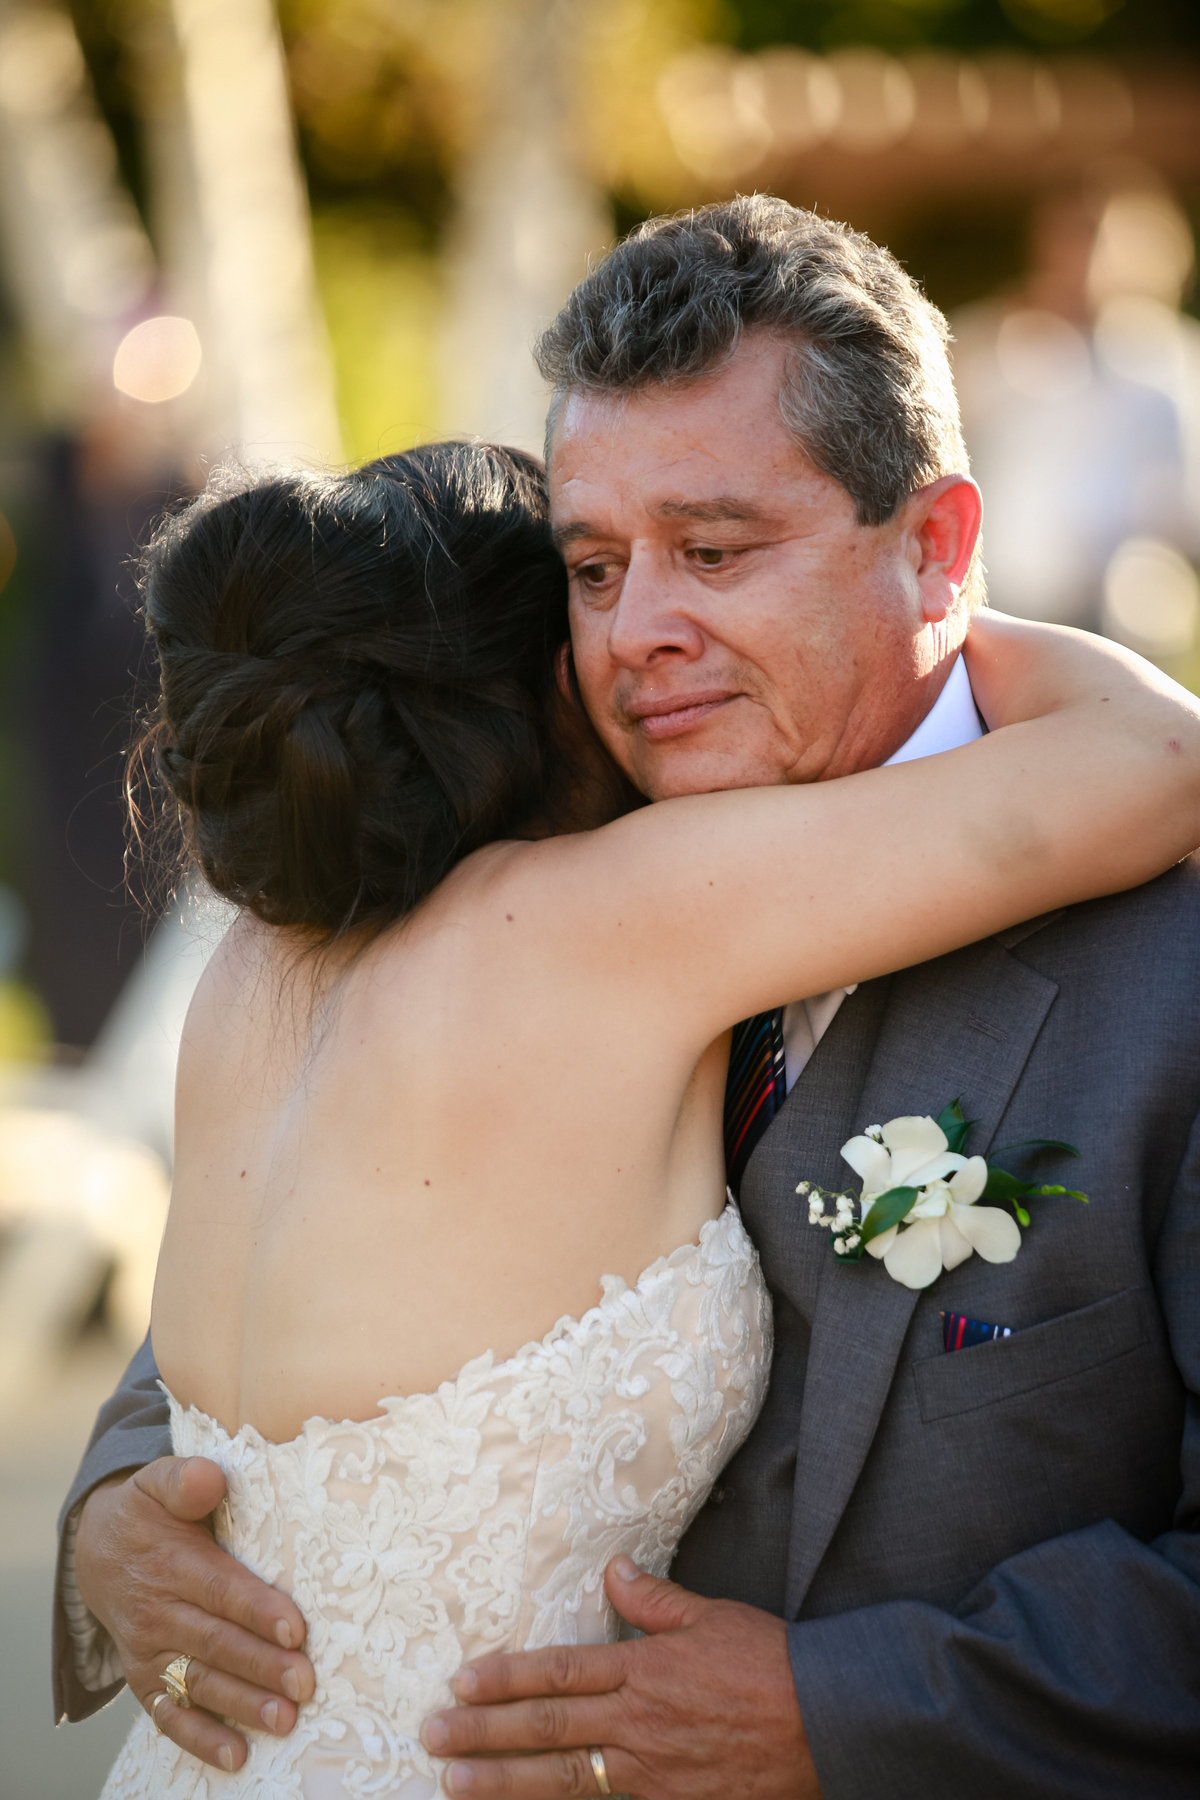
[155,845,731,1438]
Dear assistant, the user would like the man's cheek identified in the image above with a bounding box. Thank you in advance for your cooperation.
[607,724,643,787]
[568,643,620,739]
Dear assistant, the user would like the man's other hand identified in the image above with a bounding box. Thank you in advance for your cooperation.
[74,1457,315,1773]
[422,1557,820,1799]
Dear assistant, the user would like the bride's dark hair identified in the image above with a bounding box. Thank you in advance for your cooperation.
[133,441,590,941]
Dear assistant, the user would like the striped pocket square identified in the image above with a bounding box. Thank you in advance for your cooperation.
[941,1310,1013,1353]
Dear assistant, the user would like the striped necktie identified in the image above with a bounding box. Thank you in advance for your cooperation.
[724,1008,787,1194]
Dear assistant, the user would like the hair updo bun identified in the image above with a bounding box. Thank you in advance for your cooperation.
[135,442,570,939]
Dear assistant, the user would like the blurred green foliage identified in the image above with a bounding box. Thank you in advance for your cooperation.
[311,207,442,462]
[0,980,51,1064]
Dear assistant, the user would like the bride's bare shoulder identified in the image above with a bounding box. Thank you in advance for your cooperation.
[181,910,338,1073]
[185,910,283,1016]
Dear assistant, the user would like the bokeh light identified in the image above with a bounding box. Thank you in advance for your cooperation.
[1089,188,1196,307]
[1102,537,1200,660]
[995,308,1093,398]
[112,315,203,404]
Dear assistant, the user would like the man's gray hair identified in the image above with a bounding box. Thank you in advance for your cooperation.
[537,195,971,534]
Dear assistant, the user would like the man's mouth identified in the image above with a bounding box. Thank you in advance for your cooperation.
[623,690,736,741]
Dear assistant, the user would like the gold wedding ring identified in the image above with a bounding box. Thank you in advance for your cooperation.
[162,1654,195,1709]
[588,1746,613,1796]
[150,1691,170,1734]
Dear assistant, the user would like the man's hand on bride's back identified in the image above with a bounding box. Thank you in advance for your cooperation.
[422,1558,820,1799]
[74,1456,315,1772]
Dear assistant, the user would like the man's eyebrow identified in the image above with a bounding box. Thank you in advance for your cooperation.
[552,520,600,551]
[654,497,778,526]
[553,498,778,550]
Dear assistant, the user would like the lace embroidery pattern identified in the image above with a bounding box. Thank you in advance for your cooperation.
[101,1204,770,1800]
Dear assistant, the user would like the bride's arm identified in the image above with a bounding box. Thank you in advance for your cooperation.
[963,609,1193,732]
[512,615,1200,1046]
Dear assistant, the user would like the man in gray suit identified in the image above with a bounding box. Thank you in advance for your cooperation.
[55,198,1200,1796]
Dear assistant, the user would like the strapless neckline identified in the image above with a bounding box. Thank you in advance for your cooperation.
[165,1201,739,1450]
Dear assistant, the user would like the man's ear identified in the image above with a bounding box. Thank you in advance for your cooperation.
[907,474,983,624]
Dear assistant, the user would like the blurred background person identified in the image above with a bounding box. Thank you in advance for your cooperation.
[953,166,1200,666]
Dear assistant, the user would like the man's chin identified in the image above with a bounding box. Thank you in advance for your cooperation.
[633,752,784,800]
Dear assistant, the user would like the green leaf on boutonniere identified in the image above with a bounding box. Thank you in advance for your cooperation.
[983,1159,1089,1229]
[936,1098,978,1156]
[981,1165,1030,1202]
[1026,1183,1088,1204]
[981,1165,1034,1225]
[858,1185,920,1245]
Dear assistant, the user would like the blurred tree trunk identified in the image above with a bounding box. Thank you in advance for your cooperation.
[440,0,611,454]
[0,0,154,425]
[148,0,342,465]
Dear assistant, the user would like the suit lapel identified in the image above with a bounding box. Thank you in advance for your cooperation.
[782,935,1060,1617]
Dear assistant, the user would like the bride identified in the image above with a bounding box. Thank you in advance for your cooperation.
[101,440,1200,1797]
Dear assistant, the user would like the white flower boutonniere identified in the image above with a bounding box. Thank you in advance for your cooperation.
[799,1101,1088,1291]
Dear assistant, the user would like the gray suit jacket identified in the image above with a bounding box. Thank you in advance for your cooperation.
[55,864,1200,1794]
[672,856,1200,1796]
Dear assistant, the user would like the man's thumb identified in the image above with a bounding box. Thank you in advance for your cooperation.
[604,1556,706,1634]
[135,1455,228,1522]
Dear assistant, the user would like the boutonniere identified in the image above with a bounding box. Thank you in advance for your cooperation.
[798,1101,1088,1291]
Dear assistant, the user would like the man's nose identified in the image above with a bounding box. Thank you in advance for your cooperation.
[606,550,705,668]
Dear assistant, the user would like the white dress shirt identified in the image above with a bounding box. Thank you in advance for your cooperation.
[781,656,983,1091]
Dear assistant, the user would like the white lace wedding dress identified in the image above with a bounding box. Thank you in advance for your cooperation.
[101,1204,770,1799]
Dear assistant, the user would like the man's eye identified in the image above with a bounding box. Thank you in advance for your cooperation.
[692,547,727,566]
[574,562,610,586]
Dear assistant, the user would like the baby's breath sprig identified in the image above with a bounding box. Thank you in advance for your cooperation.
[795,1181,865,1259]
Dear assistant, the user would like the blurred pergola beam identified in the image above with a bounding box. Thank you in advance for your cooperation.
[651,46,1200,239]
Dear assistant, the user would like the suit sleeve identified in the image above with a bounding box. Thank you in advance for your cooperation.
[789,1107,1200,1800]
[52,1332,171,1723]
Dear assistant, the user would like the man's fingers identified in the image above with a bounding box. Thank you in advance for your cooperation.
[180,1530,308,1654]
[92,1460,307,1657]
[139,1690,247,1775]
[134,1456,228,1523]
[425,1694,617,1758]
[443,1748,637,1799]
[175,1658,299,1737]
[164,1602,315,1704]
[452,1642,628,1705]
[604,1556,707,1636]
